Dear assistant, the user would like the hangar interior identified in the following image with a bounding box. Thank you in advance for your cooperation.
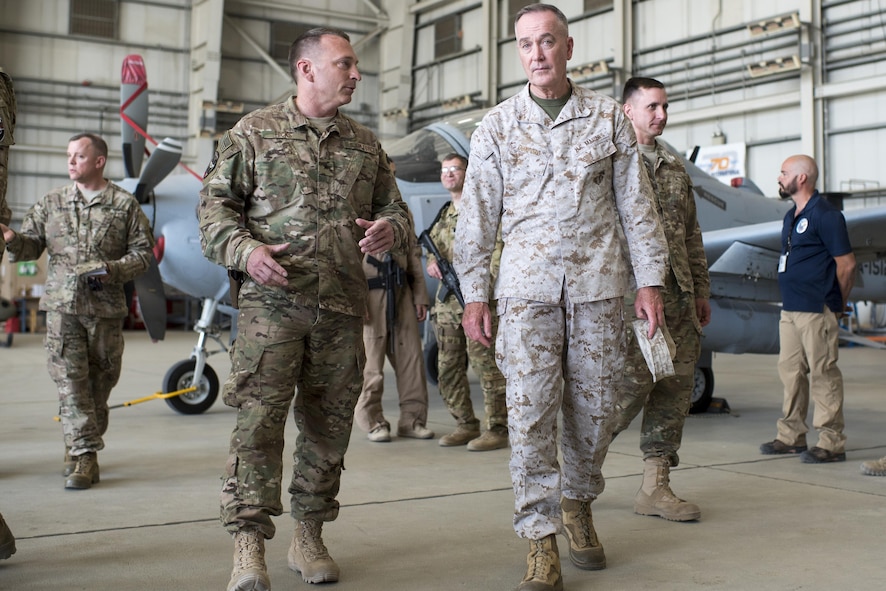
[1,1,886,590]
[2,0,886,216]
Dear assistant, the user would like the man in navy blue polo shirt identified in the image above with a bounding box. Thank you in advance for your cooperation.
[760,154,856,463]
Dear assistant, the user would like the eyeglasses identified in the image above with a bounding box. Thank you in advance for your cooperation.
[440,166,465,174]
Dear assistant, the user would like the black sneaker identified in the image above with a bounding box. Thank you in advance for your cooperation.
[760,440,807,455]
[800,447,846,464]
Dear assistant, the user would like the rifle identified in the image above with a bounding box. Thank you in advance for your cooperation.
[418,230,465,309]
[366,254,404,356]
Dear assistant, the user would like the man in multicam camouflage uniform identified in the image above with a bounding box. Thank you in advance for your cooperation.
[426,153,508,452]
[0,69,15,254]
[610,77,712,522]
[454,5,668,591]
[1,133,154,491]
[0,67,15,560]
[198,27,409,591]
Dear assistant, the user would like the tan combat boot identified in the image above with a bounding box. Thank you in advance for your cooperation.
[634,457,700,521]
[860,456,886,476]
[438,423,480,447]
[560,497,606,570]
[516,535,563,591]
[64,452,100,490]
[288,519,340,584]
[63,447,76,477]
[228,529,270,591]
[466,426,509,451]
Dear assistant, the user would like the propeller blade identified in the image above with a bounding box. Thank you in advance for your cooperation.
[134,138,182,203]
[132,255,167,341]
[121,54,149,179]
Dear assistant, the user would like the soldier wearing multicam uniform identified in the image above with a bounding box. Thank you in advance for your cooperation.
[427,153,508,451]
[0,70,16,252]
[198,27,408,591]
[610,77,712,522]
[0,68,15,560]
[1,133,154,492]
[454,6,668,591]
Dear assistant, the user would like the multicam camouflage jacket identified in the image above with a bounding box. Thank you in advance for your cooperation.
[6,182,154,317]
[199,97,409,318]
[454,82,667,305]
[427,201,502,304]
[0,71,15,149]
[646,140,710,299]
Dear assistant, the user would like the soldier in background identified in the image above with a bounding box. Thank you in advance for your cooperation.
[0,68,15,253]
[1,132,154,492]
[426,153,508,452]
[0,67,16,560]
[198,27,409,591]
[355,157,435,443]
[609,77,712,522]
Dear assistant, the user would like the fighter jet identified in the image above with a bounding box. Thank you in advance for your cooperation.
[384,108,886,413]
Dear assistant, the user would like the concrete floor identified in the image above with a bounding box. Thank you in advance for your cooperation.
[1,329,885,590]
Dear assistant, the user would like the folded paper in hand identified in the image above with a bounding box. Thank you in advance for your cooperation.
[631,319,676,382]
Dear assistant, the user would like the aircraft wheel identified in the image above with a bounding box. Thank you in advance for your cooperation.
[689,366,714,414]
[163,359,219,415]
[424,339,439,385]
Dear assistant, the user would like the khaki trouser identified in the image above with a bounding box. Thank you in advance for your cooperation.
[497,296,624,540]
[776,308,846,452]
[355,283,429,433]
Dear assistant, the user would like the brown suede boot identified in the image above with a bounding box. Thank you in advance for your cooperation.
[0,512,16,560]
[466,426,509,451]
[634,457,701,521]
[288,519,340,583]
[560,497,606,570]
[438,424,481,447]
[228,529,270,591]
[516,535,563,591]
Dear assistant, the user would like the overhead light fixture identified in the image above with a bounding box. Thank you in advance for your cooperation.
[569,60,609,80]
[747,12,801,37]
[747,55,802,78]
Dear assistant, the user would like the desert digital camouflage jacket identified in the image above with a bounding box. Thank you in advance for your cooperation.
[453,82,667,304]
[6,182,154,317]
[199,97,409,317]
[646,140,710,299]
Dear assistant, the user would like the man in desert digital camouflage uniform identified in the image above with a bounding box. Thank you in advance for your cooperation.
[454,5,668,591]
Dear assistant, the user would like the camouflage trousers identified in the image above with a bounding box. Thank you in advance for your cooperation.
[613,288,702,467]
[496,296,625,540]
[45,312,124,456]
[220,304,364,540]
[355,284,429,433]
[432,297,507,431]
